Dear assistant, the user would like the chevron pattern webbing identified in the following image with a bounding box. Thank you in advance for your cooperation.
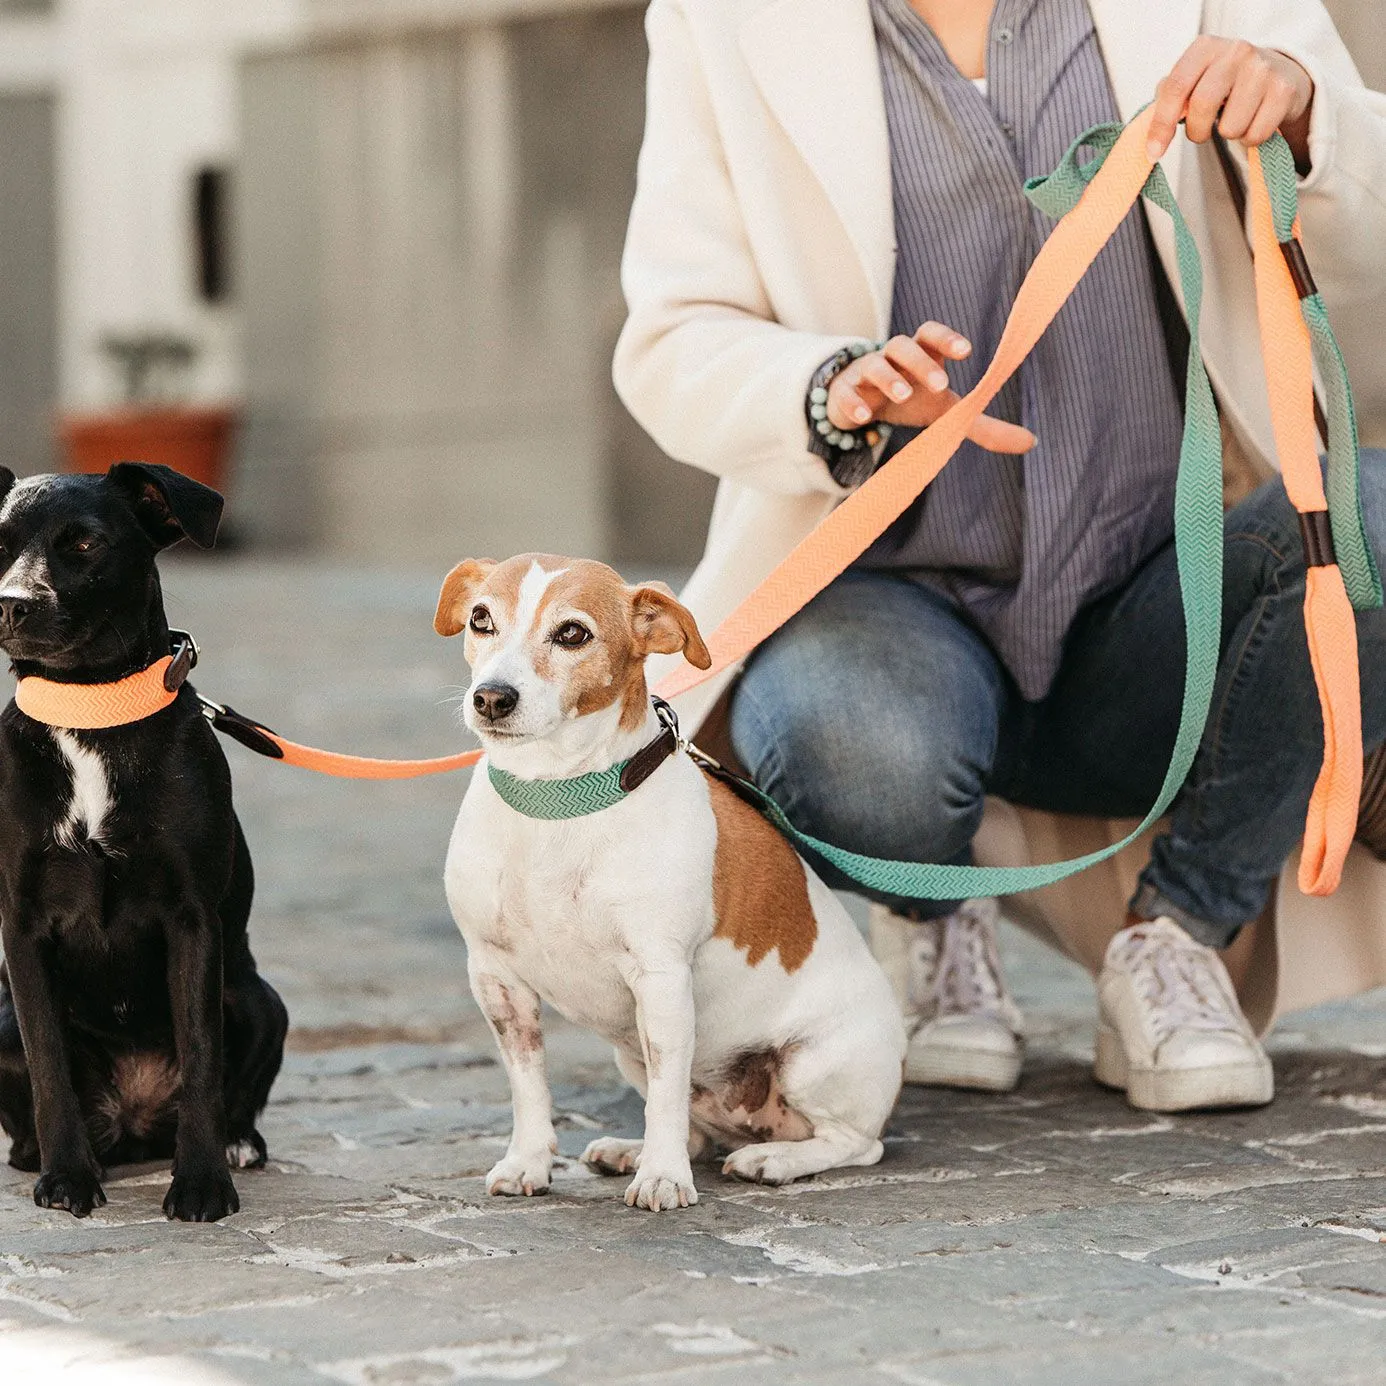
[15,657,179,730]
[487,759,632,820]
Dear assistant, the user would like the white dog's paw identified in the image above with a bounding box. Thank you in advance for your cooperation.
[624,1161,698,1211]
[486,1150,553,1197]
[225,1133,267,1170]
[581,1137,643,1176]
[721,1145,807,1186]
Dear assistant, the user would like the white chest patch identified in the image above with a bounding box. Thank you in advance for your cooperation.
[52,730,113,849]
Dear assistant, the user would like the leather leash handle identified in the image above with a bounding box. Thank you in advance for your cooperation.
[1246,143,1361,895]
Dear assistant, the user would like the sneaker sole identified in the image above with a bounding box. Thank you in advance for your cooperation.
[1094,1023,1273,1112]
[905,1043,1022,1093]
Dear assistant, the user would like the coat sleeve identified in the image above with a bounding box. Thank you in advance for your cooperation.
[611,0,854,498]
[1206,0,1386,304]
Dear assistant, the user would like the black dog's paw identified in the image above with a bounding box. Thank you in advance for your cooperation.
[225,1129,268,1170]
[34,1167,106,1217]
[164,1165,240,1222]
[8,1138,41,1173]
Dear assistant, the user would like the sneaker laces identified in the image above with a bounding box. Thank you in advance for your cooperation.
[1110,921,1244,1048]
[912,902,1018,1029]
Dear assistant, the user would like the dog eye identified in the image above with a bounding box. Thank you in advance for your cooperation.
[552,621,592,649]
[60,530,101,556]
[468,606,495,635]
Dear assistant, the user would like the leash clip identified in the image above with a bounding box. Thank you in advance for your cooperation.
[196,694,226,723]
[165,630,200,693]
[650,694,686,753]
[197,694,286,760]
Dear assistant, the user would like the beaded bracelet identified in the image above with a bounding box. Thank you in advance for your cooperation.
[805,340,893,487]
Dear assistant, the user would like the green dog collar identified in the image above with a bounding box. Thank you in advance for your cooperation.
[486,697,682,820]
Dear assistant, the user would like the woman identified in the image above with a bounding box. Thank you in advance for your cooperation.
[613,0,1386,1111]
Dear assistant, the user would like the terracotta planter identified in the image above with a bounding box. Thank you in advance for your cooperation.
[59,406,239,493]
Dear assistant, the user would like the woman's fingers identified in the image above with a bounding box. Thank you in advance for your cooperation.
[1214,55,1270,142]
[825,374,877,430]
[913,321,972,361]
[859,352,917,405]
[824,322,1034,451]
[1148,37,1217,159]
[882,334,950,393]
[966,412,1036,455]
[1245,74,1302,145]
[1150,38,1314,161]
[1184,42,1247,143]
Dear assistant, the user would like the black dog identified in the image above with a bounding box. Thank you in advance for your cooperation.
[0,462,287,1221]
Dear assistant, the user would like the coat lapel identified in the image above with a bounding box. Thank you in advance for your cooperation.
[736,0,1205,336]
[739,0,895,332]
[1088,0,1204,194]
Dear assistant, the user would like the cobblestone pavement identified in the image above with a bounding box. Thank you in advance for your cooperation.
[4,556,1386,1384]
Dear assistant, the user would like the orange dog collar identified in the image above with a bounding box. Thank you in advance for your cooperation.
[14,634,198,730]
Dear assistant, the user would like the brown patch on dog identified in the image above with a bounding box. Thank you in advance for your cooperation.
[92,1052,181,1145]
[690,1049,814,1146]
[434,558,497,636]
[475,974,543,1059]
[629,583,710,667]
[706,773,817,973]
[533,561,642,727]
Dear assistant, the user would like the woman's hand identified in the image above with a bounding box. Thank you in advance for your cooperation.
[1147,37,1314,169]
[826,321,1036,455]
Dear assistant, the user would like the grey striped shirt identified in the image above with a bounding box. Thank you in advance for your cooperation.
[859,0,1186,700]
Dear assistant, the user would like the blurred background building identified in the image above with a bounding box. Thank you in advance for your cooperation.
[0,0,1381,568]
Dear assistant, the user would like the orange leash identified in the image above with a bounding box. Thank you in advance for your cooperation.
[1246,145,1361,894]
[11,110,1365,898]
[256,732,481,780]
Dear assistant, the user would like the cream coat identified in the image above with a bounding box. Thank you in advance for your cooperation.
[613,0,1386,1029]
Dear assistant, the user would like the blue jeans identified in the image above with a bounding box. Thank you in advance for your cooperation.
[730,452,1386,948]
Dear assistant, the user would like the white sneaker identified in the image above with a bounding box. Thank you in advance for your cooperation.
[1095,917,1272,1112]
[869,898,1024,1092]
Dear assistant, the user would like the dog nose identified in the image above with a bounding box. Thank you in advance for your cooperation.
[0,594,30,633]
[473,682,519,722]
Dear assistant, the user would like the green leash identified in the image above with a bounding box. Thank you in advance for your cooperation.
[489,119,1375,902]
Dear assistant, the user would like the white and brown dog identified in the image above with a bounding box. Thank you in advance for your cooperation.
[436,554,905,1211]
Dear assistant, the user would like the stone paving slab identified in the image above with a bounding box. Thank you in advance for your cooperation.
[3,557,1386,1383]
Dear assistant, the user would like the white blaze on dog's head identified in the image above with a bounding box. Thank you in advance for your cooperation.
[434,553,710,747]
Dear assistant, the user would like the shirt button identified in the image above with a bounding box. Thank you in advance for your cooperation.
[1001,121,1015,137]
[996,26,1014,44]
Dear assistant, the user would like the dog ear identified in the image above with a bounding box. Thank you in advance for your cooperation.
[0,467,14,507]
[629,583,711,668]
[434,559,496,637]
[107,462,224,550]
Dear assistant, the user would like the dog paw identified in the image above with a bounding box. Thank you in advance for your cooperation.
[721,1146,804,1186]
[624,1162,697,1211]
[226,1131,268,1170]
[34,1168,106,1218]
[164,1166,240,1222]
[486,1151,552,1197]
[581,1137,642,1176]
